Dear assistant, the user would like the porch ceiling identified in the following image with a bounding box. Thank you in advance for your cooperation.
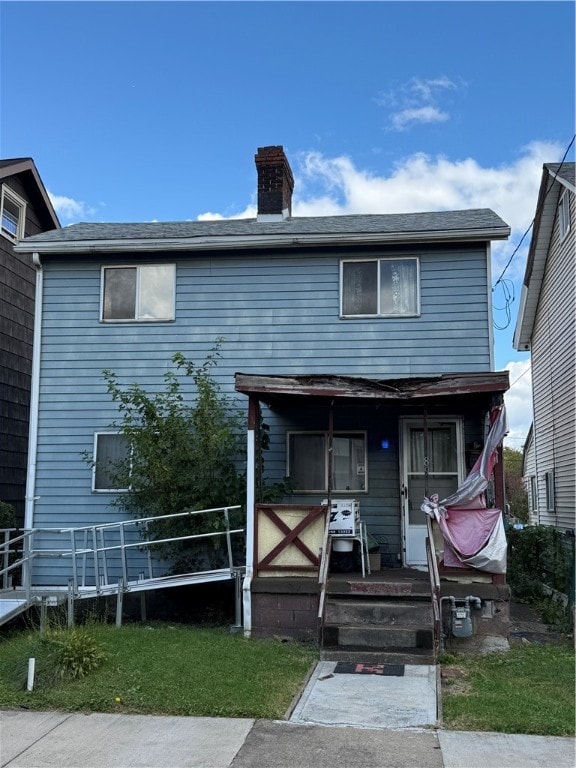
[234,371,509,407]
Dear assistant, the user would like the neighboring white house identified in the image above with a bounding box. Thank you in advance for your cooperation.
[514,162,576,533]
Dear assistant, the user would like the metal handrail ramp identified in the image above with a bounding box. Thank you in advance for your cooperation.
[0,506,245,628]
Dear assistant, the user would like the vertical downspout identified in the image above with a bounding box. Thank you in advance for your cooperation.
[242,395,258,637]
[22,253,42,592]
[486,242,495,371]
[24,253,42,531]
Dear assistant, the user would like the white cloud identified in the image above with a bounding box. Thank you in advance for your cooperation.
[197,139,563,294]
[48,190,93,223]
[391,106,450,131]
[377,75,463,132]
[198,205,256,221]
[503,359,532,448]
[291,140,562,280]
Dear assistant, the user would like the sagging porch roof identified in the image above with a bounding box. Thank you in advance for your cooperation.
[235,371,510,407]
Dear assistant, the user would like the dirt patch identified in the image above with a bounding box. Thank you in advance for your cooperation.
[440,665,471,695]
[508,599,571,647]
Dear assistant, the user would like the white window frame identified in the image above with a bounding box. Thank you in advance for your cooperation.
[100,264,176,322]
[340,257,420,318]
[1,185,27,243]
[92,432,130,492]
[559,190,570,240]
[287,430,368,493]
[545,470,555,513]
[529,475,538,517]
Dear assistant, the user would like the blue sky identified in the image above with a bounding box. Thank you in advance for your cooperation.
[1,1,575,445]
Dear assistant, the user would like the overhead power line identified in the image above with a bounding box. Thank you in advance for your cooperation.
[492,134,576,330]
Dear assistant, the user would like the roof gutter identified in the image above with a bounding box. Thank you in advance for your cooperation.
[14,226,511,256]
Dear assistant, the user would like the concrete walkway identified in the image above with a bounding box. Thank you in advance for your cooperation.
[1,661,574,768]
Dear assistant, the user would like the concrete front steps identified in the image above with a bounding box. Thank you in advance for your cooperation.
[321,596,435,665]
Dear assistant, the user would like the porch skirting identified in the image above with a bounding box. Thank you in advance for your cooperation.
[250,577,320,641]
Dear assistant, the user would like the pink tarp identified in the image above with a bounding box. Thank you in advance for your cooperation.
[421,406,508,574]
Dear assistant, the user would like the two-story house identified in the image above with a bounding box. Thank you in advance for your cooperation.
[0,159,60,526]
[514,162,575,533]
[13,147,511,645]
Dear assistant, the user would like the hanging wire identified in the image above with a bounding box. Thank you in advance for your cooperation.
[492,134,575,331]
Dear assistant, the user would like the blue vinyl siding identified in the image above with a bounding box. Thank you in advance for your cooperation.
[30,244,492,583]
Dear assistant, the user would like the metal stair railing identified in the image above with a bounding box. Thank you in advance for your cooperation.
[425,514,442,659]
[317,513,333,638]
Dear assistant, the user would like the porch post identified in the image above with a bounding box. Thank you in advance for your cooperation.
[327,404,334,507]
[243,395,259,637]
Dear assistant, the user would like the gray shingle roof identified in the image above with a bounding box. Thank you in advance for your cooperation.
[545,162,575,189]
[19,208,509,247]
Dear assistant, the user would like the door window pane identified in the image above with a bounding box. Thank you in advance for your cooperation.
[409,425,457,472]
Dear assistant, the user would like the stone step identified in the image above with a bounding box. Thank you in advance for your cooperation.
[324,598,432,627]
[323,623,433,650]
[320,646,435,665]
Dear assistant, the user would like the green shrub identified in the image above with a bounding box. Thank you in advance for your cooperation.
[0,500,16,529]
[508,525,575,631]
[41,627,106,682]
[6,625,107,691]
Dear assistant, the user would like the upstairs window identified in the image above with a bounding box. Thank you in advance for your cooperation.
[559,190,570,240]
[93,432,130,491]
[341,257,420,317]
[287,431,367,493]
[1,186,27,242]
[101,264,175,322]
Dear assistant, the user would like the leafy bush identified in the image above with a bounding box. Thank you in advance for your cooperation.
[84,341,247,573]
[508,525,575,631]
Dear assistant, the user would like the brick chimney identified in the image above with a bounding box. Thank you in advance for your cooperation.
[255,146,294,221]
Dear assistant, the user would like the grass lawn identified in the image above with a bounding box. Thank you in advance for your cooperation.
[441,642,575,737]
[0,622,318,719]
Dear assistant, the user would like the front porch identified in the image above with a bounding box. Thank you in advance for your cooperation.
[251,564,510,659]
[236,371,511,653]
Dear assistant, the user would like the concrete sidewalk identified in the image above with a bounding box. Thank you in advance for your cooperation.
[1,660,574,768]
[1,710,574,768]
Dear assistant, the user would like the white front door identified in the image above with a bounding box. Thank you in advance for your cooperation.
[401,418,464,566]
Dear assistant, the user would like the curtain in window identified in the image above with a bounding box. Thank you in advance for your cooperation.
[409,426,456,473]
[380,260,417,315]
